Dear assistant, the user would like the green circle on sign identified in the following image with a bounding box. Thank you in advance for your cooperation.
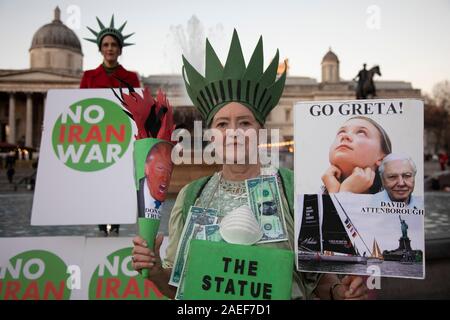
[52,98,132,172]
[0,250,71,300]
[88,247,167,300]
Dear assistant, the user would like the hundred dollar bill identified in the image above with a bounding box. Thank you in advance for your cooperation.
[169,206,218,287]
[246,175,288,243]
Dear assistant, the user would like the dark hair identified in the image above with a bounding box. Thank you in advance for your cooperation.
[99,34,122,50]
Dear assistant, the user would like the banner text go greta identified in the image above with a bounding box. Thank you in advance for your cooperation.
[309,101,405,117]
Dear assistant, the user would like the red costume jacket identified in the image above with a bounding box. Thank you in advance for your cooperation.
[80,64,140,88]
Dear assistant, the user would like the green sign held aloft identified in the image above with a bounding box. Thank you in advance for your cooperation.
[183,240,294,300]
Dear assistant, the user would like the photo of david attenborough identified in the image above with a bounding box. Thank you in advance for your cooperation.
[137,142,174,218]
[374,153,422,208]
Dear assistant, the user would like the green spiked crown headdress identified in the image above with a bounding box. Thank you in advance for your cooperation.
[84,15,134,49]
[182,29,287,126]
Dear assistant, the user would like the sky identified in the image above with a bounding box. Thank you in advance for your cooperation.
[0,0,449,95]
[341,194,425,253]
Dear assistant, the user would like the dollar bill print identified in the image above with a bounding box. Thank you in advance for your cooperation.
[174,223,224,300]
[174,175,287,298]
[169,206,219,287]
[205,224,223,242]
[246,175,288,243]
[192,224,207,240]
[192,223,223,242]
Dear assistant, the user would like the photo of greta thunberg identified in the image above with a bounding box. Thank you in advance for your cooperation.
[322,116,391,195]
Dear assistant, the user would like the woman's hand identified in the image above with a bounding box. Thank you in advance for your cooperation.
[340,167,375,193]
[131,234,165,281]
[332,275,369,300]
[131,234,177,299]
[322,165,342,193]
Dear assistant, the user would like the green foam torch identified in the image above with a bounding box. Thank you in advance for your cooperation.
[112,83,175,280]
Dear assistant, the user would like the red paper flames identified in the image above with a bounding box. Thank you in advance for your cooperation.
[112,81,175,142]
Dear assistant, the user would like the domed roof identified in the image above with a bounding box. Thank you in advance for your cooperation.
[322,48,339,63]
[30,7,82,54]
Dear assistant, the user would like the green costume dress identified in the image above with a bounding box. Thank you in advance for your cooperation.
[163,168,322,299]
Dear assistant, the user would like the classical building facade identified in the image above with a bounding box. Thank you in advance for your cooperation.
[0,7,82,149]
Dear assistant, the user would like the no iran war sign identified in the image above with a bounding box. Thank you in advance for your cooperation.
[32,89,137,225]
[0,236,169,300]
[0,237,85,300]
[83,237,168,300]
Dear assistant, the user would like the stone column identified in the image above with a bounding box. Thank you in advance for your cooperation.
[8,92,16,144]
[42,93,47,133]
[26,93,33,147]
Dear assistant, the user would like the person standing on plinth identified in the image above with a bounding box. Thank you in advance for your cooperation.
[81,15,140,236]
[81,15,140,89]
